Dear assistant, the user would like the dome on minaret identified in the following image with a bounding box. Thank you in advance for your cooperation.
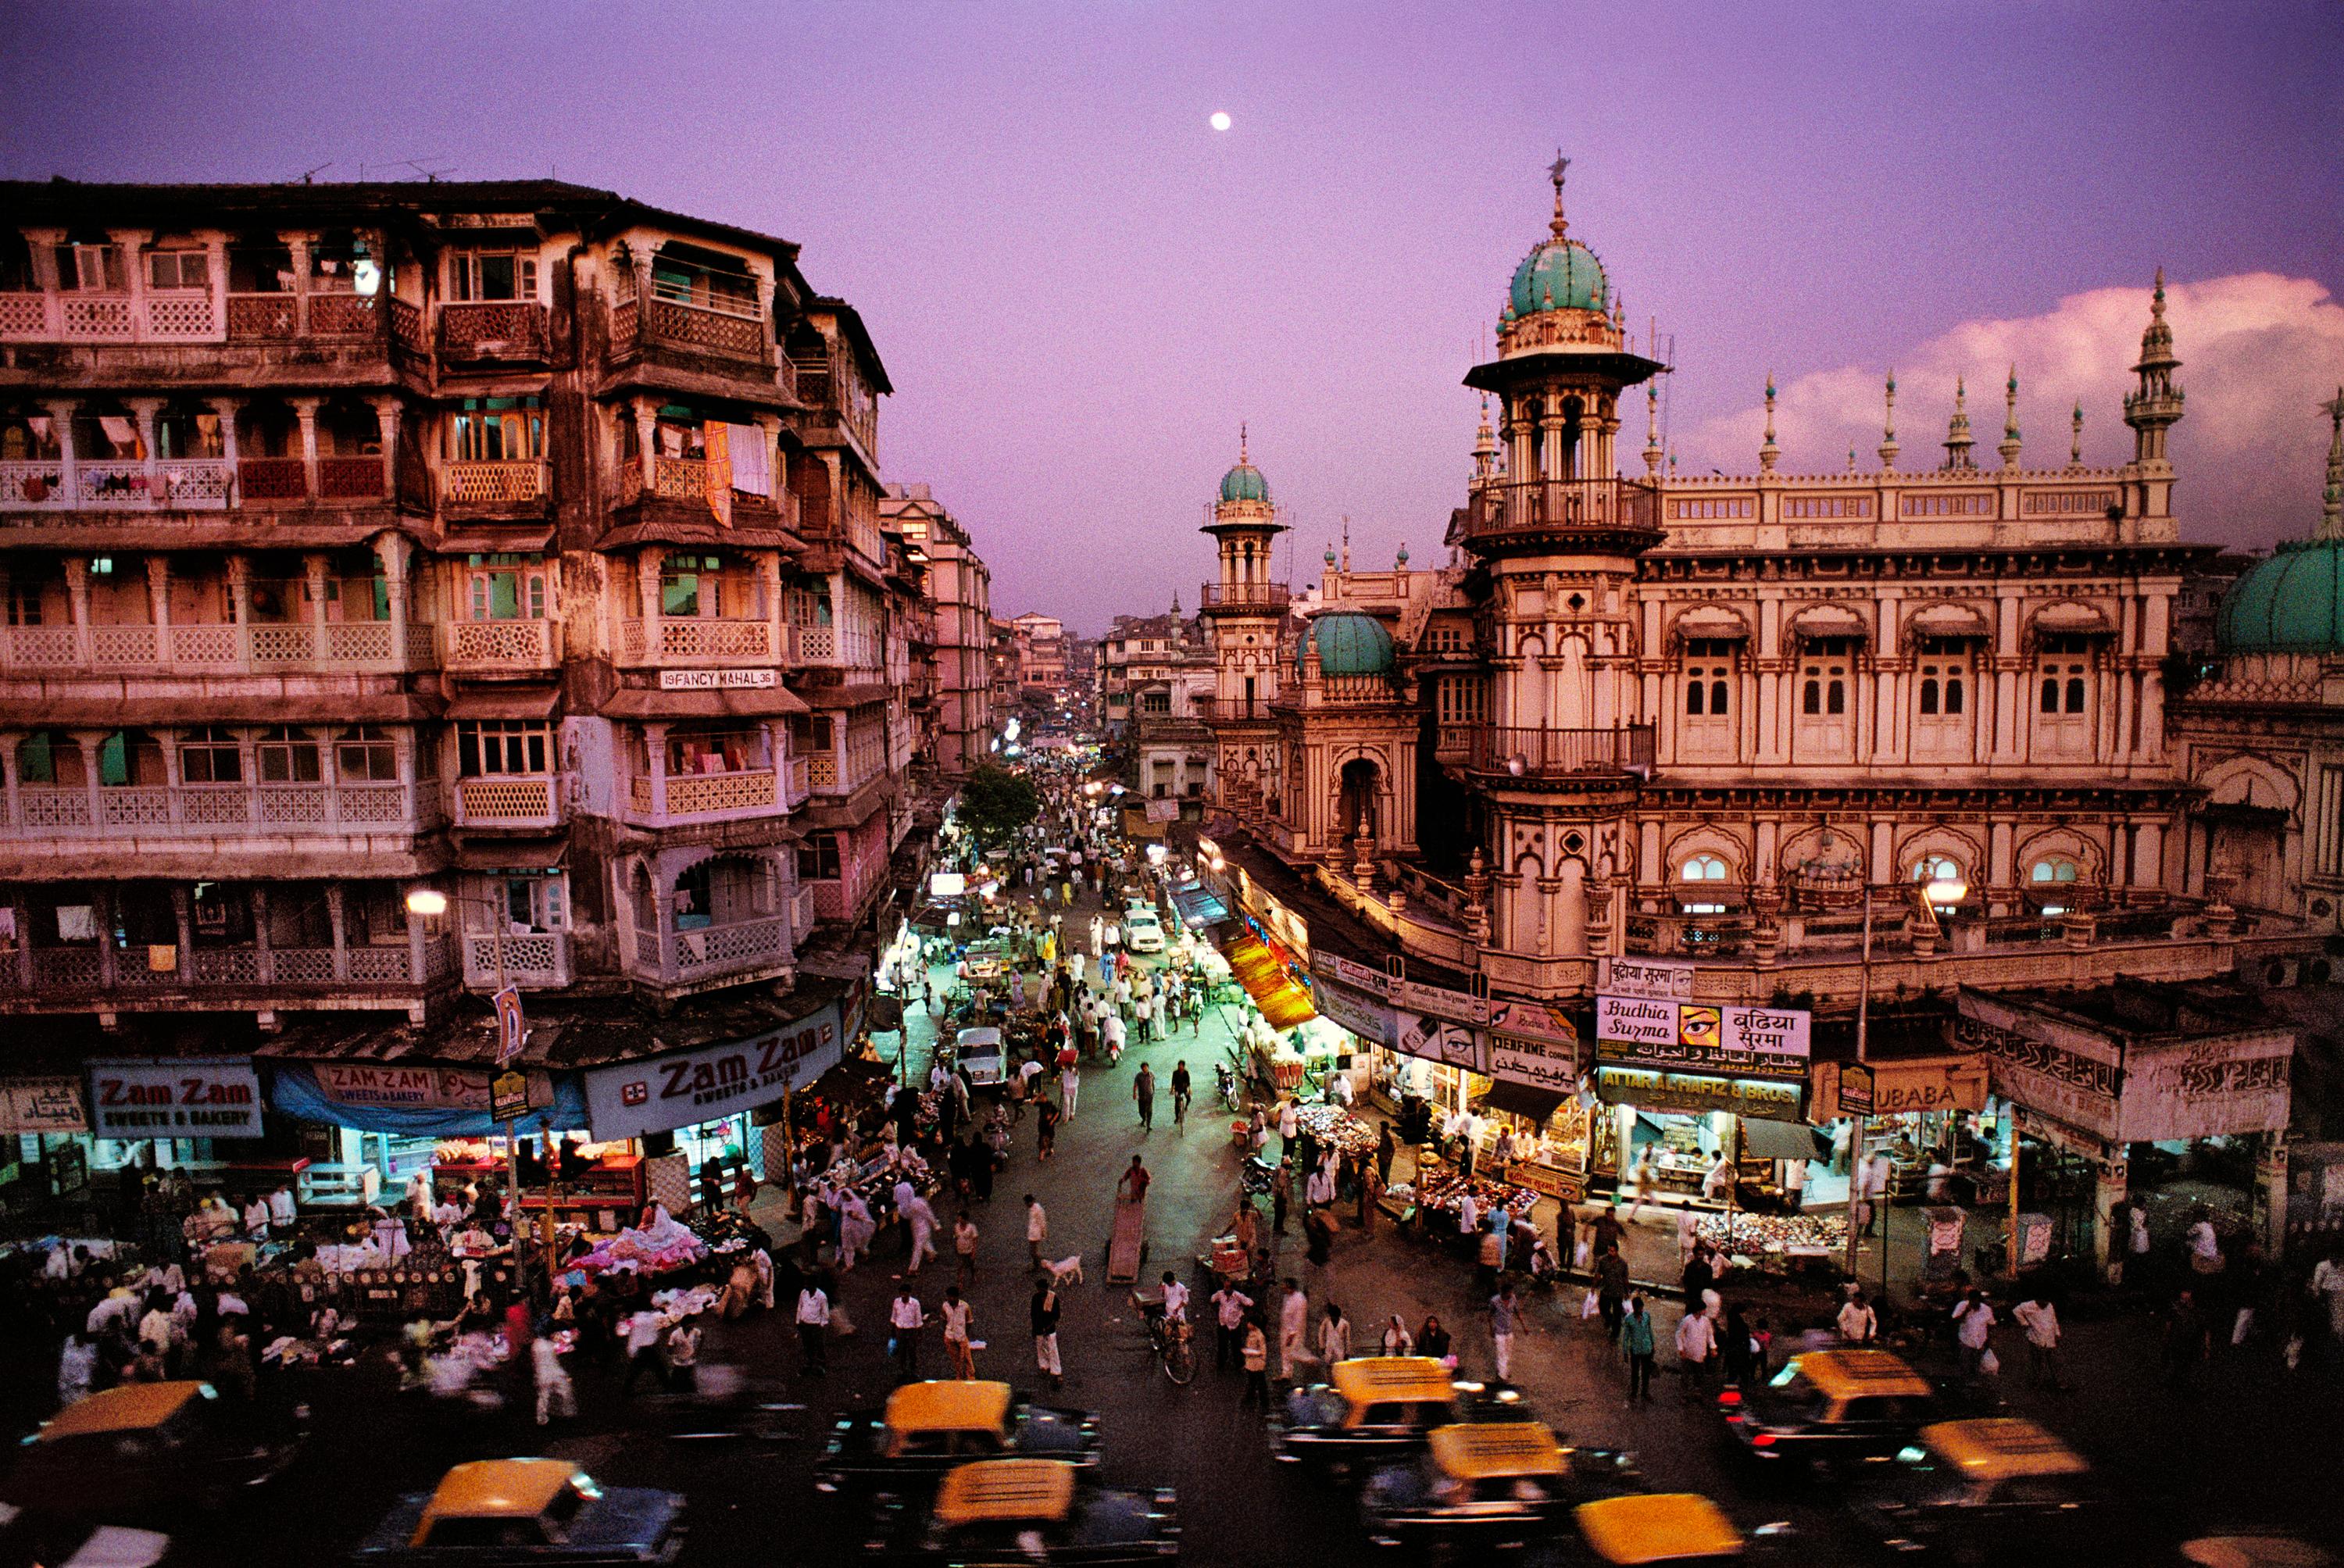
[1510,237,1610,316]
[1220,461,1269,503]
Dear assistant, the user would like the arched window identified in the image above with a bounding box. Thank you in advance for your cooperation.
[2064,677,2086,714]
[1685,680,1705,716]
[1918,677,1939,715]
[1944,676,1964,713]
[1712,678,1729,714]
[2028,858,2079,884]
[1802,679,1821,715]
[1680,854,1729,882]
[1910,854,1962,884]
[1826,678,1846,715]
[2040,677,2060,713]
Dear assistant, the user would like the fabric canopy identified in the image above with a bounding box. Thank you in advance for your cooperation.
[1217,930,1317,1030]
[1738,1118,1831,1162]
[1169,880,1228,926]
[1480,1078,1567,1125]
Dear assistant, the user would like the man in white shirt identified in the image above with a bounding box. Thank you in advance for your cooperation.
[1951,1288,1996,1381]
[1159,1271,1189,1325]
[795,1285,831,1376]
[1102,1013,1127,1064]
[1212,1284,1253,1372]
[1456,1190,1479,1238]
[1306,1165,1335,1209]
[1836,1288,1878,1344]
[889,1288,927,1379]
[1702,1153,1736,1203]
[622,1309,667,1395]
[1277,1278,1310,1384]
[2010,1292,2063,1389]
[1782,1158,1807,1211]
[1025,1195,1048,1266]
[1674,1302,1716,1393]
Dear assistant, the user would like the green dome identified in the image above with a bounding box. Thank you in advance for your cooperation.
[1509,238,1609,316]
[1299,612,1395,677]
[1220,463,1269,503]
[2216,540,2344,655]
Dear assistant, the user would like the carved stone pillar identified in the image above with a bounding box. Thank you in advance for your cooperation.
[290,395,322,498]
[371,395,401,498]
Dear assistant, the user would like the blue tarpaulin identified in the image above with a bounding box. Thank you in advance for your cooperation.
[1169,880,1228,927]
[265,1062,590,1138]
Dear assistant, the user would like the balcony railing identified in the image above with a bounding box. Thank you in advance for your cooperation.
[442,617,556,672]
[238,457,309,502]
[626,769,782,823]
[1445,723,1655,778]
[437,300,548,362]
[1199,580,1291,608]
[441,459,548,508]
[618,616,774,666]
[317,455,385,500]
[645,295,766,363]
[1459,477,1660,542]
[1,619,424,676]
[460,930,571,990]
[452,776,559,829]
[1,458,234,511]
[2,934,450,999]
[782,755,811,807]
[624,912,792,991]
[11,780,425,838]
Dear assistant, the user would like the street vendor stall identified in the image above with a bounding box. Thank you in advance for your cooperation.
[1693,1208,1850,1276]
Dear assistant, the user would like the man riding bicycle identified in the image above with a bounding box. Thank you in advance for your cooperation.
[1170,1059,1192,1129]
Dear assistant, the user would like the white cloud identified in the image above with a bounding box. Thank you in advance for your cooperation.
[1677,273,2344,551]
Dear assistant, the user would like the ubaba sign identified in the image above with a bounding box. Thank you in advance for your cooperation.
[88,1058,264,1140]
[584,1004,843,1139]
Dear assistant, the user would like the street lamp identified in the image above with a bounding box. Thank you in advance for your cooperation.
[1842,874,1967,1277]
[406,884,540,1284]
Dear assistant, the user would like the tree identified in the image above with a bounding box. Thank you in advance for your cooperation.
[957,763,1040,850]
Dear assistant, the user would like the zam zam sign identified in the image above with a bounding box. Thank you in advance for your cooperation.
[584,1004,844,1140]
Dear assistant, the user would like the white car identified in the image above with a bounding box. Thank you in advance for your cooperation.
[952,1027,1006,1088]
[1123,909,1166,954]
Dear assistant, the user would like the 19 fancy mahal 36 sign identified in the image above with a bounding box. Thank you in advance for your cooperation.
[1594,995,1811,1077]
[584,1003,844,1139]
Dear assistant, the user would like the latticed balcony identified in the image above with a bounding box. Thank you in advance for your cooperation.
[441,617,556,673]
[0,288,379,345]
[0,619,432,677]
[626,768,781,823]
[630,913,792,990]
[1,932,451,1007]
[1199,581,1291,609]
[616,616,774,667]
[436,301,548,363]
[440,459,548,509]
[12,780,427,839]
[459,930,571,990]
[452,775,561,830]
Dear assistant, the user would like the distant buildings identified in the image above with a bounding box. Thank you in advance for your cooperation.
[881,482,1003,777]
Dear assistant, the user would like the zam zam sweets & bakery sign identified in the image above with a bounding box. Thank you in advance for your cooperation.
[584,1003,843,1139]
[88,1059,266,1139]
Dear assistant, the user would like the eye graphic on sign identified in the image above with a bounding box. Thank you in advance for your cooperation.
[620,1081,649,1107]
[1678,1007,1722,1050]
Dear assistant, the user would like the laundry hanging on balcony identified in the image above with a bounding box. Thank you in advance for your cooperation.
[700,421,731,527]
[724,423,769,496]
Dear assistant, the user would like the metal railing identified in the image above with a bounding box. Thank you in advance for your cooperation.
[1199,581,1290,608]
[1458,477,1660,541]
[1447,723,1654,777]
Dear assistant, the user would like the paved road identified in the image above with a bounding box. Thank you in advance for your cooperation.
[30,890,2344,1563]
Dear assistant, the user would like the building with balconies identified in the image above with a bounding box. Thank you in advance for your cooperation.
[882,483,999,777]
[0,180,924,1193]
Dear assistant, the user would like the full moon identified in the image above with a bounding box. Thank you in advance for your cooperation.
[1209,111,1231,132]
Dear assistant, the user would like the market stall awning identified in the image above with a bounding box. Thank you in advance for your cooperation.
[1169,880,1228,927]
[1217,930,1317,1030]
[1480,1078,1567,1124]
[1738,1119,1832,1162]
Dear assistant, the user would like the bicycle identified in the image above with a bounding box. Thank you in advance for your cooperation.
[1131,1291,1196,1385]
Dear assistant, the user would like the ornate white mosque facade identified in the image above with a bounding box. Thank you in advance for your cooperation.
[1190,161,2344,1256]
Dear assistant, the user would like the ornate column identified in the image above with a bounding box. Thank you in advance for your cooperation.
[324,884,348,982]
[145,552,172,641]
[303,553,332,640]
[284,234,316,336]
[251,884,274,985]
[632,398,659,491]
[290,395,322,499]
[1992,590,2024,763]
[645,722,670,817]
[43,399,79,506]
[127,396,164,498]
[370,395,401,500]
[61,557,91,659]
[206,396,241,477]
[71,731,105,830]
[109,229,152,339]
[377,532,412,666]
[171,885,195,983]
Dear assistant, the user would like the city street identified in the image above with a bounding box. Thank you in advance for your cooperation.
[95,881,2339,1567]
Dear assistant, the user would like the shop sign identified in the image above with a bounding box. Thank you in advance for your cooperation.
[1396,979,1491,1027]
[316,1064,491,1111]
[1395,1012,1482,1072]
[1814,1058,1988,1120]
[1484,997,1580,1050]
[1490,1037,1577,1093]
[1507,1160,1586,1202]
[658,667,777,689]
[1310,951,1394,999]
[490,1070,531,1123]
[1597,957,1695,1002]
[88,1058,264,1140]
[584,1002,843,1139]
[1144,797,1180,823]
[1311,976,1398,1048]
[1595,1064,1806,1122]
[1595,996,1810,1077]
[0,1076,88,1135]
[2115,1035,2291,1143]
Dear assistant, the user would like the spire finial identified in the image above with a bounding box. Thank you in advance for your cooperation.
[2319,386,2344,541]
[1547,150,1570,238]
[1759,373,1779,474]
[1848,446,1858,473]
[2069,401,2085,470]
[1944,376,1975,469]
[1238,420,1249,465]
[1643,383,1663,476]
[2153,266,2167,318]
[1878,370,1900,471]
[1999,363,2023,470]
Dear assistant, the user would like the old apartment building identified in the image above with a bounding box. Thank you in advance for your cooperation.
[0,180,979,1060]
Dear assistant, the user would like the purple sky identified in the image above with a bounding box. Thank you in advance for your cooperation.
[7,2,2340,632]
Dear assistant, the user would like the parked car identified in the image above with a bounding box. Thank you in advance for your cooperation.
[1122,910,1166,954]
[3,1383,304,1524]
[1361,1421,1638,1555]
[1852,1418,2103,1563]
[1719,1349,1938,1473]
[1560,1495,1754,1567]
[818,1381,1101,1498]
[352,1459,684,1565]
[865,1459,1177,1564]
